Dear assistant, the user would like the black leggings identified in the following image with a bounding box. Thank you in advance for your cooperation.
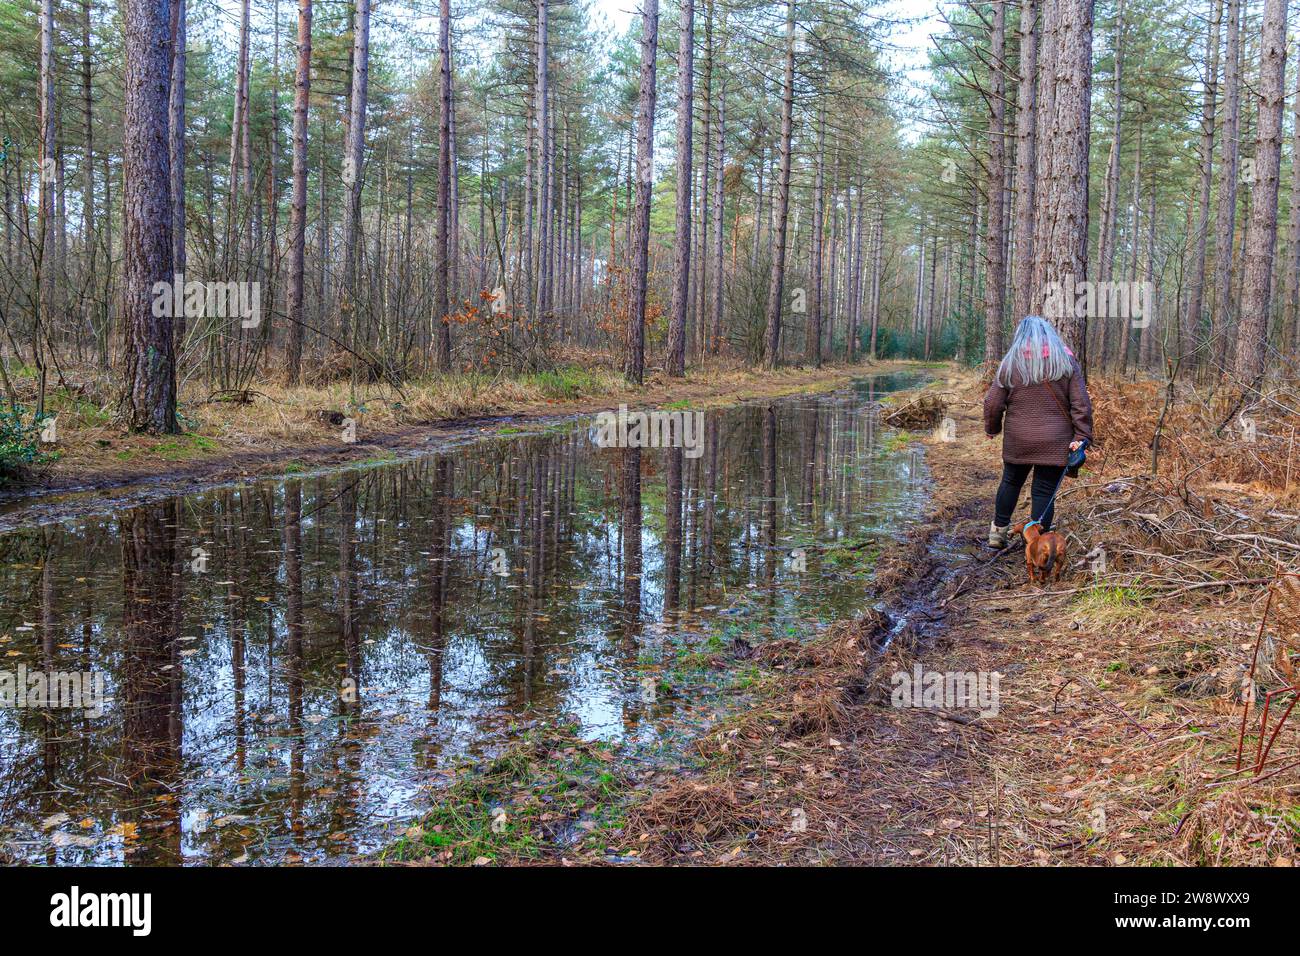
[995,462,1065,531]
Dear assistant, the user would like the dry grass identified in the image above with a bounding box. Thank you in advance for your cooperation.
[1177,789,1299,866]
[6,354,904,495]
[606,367,1300,866]
[1090,376,1300,499]
[889,368,1300,866]
[25,361,627,472]
[606,608,945,865]
[622,783,759,863]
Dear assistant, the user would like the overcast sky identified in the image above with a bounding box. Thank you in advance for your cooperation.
[588,0,939,76]
[586,0,941,135]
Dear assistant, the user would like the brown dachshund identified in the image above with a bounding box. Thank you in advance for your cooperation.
[1012,520,1066,585]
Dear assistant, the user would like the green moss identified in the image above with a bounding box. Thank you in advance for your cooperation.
[881,431,915,453]
[381,731,629,865]
[154,433,219,461]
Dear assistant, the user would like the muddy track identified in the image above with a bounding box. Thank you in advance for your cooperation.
[833,496,1003,865]
[830,501,988,745]
[635,493,1004,866]
[868,498,989,651]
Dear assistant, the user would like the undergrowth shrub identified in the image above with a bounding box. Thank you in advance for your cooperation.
[0,404,52,479]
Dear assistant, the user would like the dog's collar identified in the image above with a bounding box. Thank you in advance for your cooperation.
[1023,519,1043,532]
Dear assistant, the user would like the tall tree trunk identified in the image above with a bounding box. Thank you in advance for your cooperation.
[1289,48,1300,358]
[808,109,825,366]
[983,0,1007,373]
[1211,0,1241,375]
[546,97,556,322]
[751,144,763,270]
[1139,190,1157,368]
[1288,49,1300,358]
[241,15,258,287]
[36,0,55,403]
[226,0,250,268]
[1095,0,1124,370]
[1032,0,1059,220]
[761,0,796,370]
[287,0,312,383]
[534,0,551,320]
[925,229,937,358]
[521,94,535,315]
[122,0,177,433]
[80,0,95,253]
[913,224,925,333]
[434,0,454,370]
[869,205,883,358]
[449,82,460,312]
[1032,0,1094,361]
[853,185,867,359]
[693,0,713,360]
[340,0,372,347]
[1184,0,1221,371]
[78,0,97,367]
[710,71,726,354]
[1128,124,1142,301]
[624,0,659,384]
[1231,0,1288,389]
[848,186,860,361]
[826,178,838,349]
[558,125,569,318]
[1095,0,1123,285]
[1011,0,1039,322]
[169,0,187,349]
[266,0,281,353]
[666,0,694,377]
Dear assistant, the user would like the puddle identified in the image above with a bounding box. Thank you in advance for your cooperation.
[0,371,928,864]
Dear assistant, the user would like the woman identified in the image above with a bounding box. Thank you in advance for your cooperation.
[983,315,1093,548]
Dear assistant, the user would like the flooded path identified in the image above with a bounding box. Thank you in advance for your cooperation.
[0,371,927,864]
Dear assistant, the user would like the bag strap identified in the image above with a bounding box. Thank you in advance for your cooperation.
[1040,379,1073,431]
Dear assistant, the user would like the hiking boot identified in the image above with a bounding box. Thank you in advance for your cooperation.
[988,522,1010,549]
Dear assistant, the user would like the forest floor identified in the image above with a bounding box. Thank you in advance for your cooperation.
[18,356,1297,866]
[0,355,914,529]
[375,364,1300,867]
[572,366,1300,866]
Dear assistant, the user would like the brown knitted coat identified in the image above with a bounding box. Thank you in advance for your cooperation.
[983,363,1094,467]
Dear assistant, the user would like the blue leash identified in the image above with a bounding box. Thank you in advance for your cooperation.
[1025,455,1075,532]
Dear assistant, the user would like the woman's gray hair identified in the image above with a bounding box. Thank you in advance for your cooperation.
[995,315,1074,387]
